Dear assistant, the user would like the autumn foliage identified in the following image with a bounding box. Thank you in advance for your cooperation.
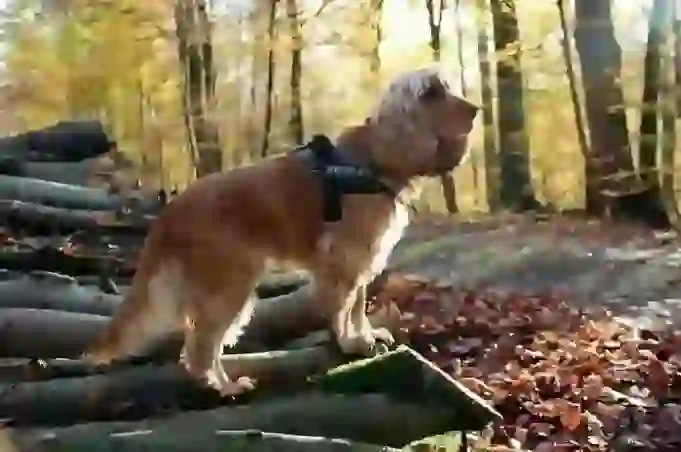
[373,273,681,451]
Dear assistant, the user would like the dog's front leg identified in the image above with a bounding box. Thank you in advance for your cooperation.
[350,284,394,350]
[313,268,377,357]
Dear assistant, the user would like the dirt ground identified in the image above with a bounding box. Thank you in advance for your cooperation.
[389,213,681,330]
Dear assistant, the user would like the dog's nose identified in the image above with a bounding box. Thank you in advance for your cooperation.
[462,100,481,118]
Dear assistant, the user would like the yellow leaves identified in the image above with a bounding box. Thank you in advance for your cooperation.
[4,0,176,131]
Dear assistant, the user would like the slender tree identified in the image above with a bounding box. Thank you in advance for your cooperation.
[367,0,383,93]
[261,0,278,158]
[286,0,304,145]
[175,0,222,177]
[638,0,668,189]
[659,0,679,227]
[426,0,459,214]
[490,0,539,211]
[476,0,498,211]
[557,0,589,200]
[454,0,466,97]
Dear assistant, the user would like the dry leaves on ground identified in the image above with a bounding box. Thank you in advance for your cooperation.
[370,273,681,451]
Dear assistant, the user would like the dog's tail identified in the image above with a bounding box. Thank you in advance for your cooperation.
[81,233,184,365]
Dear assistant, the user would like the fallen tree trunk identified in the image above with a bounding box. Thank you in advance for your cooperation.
[0,120,113,163]
[0,247,134,278]
[0,157,102,186]
[0,270,307,317]
[0,346,500,433]
[0,309,109,358]
[0,271,121,315]
[0,278,400,359]
[7,392,464,448]
[9,429,400,452]
[0,200,152,236]
[74,271,308,299]
[0,341,344,382]
[0,346,353,423]
[0,175,161,213]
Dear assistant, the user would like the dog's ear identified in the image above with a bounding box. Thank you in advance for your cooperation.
[419,75,449,103]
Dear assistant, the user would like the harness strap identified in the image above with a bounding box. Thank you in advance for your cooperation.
[294,135,397,222]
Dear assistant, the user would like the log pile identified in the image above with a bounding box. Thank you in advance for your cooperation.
[0,123,500,451]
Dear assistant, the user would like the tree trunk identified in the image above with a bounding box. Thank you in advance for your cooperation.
[456,0,482,211]
[0,200,151,237]
[14,429,399,452]
[367,0,383,93]
[8,393,474,448]
[0,175,161,213]
[676,4,681,114]
[261,0,278,158]
[286,0,304,145]
[477,0,499,212]
[659,0,679,228]
[636,0,678,229]
[175,0,222,178]
[557,0,590,203]
[455,0,466,97]
[573,0,655,223]
[426,0,459,214]
[639,0,667,187]
[490,0,539,212]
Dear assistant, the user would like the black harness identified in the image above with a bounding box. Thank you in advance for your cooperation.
[294,135,398,222]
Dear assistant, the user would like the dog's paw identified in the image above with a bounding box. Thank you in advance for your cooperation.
[217,376,257,397]
[371,327,395,346]
[336,329,393,358]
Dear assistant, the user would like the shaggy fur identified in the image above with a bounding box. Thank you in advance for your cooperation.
[82,67,480,396]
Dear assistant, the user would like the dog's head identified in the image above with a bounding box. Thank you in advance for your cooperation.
[368,68,479,180]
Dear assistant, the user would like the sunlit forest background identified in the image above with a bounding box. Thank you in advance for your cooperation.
[0,0,677,222]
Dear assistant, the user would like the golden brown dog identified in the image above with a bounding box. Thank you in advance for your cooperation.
[82,67,479,396]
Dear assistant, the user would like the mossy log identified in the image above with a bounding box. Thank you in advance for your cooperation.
[0,247,134,278]
[7,429,400,452]
[0,120,112,163]
[7,392,462,448]
[0,175,161,213]
[0,345,353,424]
[0,309,110,358]
[0,200,152,236]
[0,271,122,316]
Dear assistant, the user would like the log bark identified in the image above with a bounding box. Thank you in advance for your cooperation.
[0,270,307,317]
[0,341,343,382]
[73,271,308,299]
[7,392,464,448]
[0,175,161,213]
[0,271,121,315]
[0,346,355,424]
[0,158,100,187]
[0,247,134,278]
[0,120,113,163]
[0,270,396,359]
[0,309,109,358]
[9,429,400,452]
[0,288,399,359]
[0,200,152,237]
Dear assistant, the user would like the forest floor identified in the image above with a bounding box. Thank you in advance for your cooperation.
[390,212,681,330]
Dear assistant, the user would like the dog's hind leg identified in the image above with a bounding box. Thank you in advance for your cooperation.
[180,255,262,397]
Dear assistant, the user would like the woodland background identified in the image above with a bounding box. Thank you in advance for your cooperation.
[0,0,677,223]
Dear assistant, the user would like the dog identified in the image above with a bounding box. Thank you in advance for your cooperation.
[82,67,480,396]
